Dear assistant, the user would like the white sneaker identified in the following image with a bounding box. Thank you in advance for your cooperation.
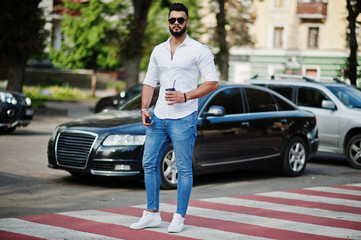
[168,213,185,233]
[130,210,162,229]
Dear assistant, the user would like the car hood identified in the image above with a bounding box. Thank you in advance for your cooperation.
[62,110,143,128]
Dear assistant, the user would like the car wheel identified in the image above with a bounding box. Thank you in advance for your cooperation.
[280,137,307,176]
[346,134,361,169]
[0,126,16,134]
[160,145,178,190]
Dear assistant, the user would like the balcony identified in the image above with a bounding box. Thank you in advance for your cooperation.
[297,2,328,22]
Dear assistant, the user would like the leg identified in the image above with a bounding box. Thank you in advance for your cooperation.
[142,115,170,212]
[167,112,197,216]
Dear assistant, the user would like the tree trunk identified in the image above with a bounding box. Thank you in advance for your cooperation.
[91,69,97,98]
[6,54,27,93]
[122,0,153,89]
[346,0,359,86]
[216,0,229,81]
[124,55,141,89]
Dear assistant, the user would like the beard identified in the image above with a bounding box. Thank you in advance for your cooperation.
[169,25,187,37]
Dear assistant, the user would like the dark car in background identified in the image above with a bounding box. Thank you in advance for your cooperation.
[48,83,319,189]
[0,91,33,134]
[94,84,143,113]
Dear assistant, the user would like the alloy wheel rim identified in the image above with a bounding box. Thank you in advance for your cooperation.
[162,150,178,184]
[289,142,306,172]
[349,139,361,166]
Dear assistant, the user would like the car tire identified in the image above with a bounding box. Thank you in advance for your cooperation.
[346,134,361,169]
[280,137,308,176]
[160,145,178,190]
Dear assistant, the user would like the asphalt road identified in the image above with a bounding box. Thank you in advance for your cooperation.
[0,101,360,219]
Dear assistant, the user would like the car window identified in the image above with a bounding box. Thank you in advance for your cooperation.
[297,87,329,108]
[268,85,293,101]
[327,85,361,109]
[244,88,278,112]
[274,95,297,111]
[119,88,159,111]
[205,87,244,115]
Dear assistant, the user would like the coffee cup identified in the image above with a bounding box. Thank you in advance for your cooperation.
[165,88,176,103]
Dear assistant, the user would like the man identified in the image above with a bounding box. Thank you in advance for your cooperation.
[130,2,218,233]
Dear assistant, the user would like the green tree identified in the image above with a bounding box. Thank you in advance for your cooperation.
[210,0,253,81]
[346,0,361,86]
[50,0,126,97]
[120,0,154,89]
[0,0,48,92]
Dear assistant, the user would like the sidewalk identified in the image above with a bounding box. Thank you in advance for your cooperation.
[34,100,95,119]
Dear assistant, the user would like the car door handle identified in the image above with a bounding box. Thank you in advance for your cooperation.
[281,119,288,125]
[241,122,250,128]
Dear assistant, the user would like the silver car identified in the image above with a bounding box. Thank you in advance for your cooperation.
[246,76,361,169]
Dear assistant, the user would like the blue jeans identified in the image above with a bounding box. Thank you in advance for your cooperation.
[142,112,197,216]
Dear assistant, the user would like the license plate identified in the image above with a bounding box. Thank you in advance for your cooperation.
[26,109,34,116]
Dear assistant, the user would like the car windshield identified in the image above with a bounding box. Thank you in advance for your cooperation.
[119,88,159,111]
[326,85,361,109]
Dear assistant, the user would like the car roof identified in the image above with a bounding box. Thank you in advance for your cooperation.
[245,77,352,89]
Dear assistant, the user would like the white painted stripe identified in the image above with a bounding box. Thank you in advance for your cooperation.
[202,197,361,222]
[305,186,361,196]
[60,210,272,240]
[151,203,361,239]
[0,218,122,240]
[349,183,361,187]
[259,191,361,207]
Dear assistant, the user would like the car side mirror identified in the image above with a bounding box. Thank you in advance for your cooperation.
[203,105,225,117]
[322,100,336,110]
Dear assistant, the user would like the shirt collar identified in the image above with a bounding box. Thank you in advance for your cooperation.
[164,34,190,50]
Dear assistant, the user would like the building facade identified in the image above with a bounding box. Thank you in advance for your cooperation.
[229,0,361,85]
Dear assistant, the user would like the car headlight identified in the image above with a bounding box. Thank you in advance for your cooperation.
[25,97,32,106]
[0,92,17,105]
[103,134,146,146]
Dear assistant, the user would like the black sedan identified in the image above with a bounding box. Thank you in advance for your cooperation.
[48,83,319,189]
[0,91,33,134]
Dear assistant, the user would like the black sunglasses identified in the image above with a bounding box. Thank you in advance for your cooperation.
[168,17,186,24]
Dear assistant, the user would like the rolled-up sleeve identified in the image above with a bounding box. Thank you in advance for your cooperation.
[198,45,218,82]
[143,49,159,87]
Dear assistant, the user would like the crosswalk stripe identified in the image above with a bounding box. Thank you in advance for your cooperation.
[234,194,361,214]
[331,185,361,191]
[20,213,193,240]
[202,197,361,222]
[63,209,272,240]
[306,186,361,196]
[286,188,361,201]
[259,191,361,208]
[153,203,352,240]
[0,218,121,240]
[0,184,360,239]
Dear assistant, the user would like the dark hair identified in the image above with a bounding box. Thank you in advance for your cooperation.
[168,3,188,17]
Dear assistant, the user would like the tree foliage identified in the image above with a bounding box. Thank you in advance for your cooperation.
[209,0,253,81]
[50,0,127,96]
[50,0,126,70]
[0,0,48,92]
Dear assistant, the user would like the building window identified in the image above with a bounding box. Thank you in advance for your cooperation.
[308,27,319,48]
[273,27,284,48]
[274,0,286,8]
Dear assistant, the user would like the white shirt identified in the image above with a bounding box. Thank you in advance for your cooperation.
[143,35,218,119]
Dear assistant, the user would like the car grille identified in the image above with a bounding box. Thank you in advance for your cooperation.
[55,131,98,169]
